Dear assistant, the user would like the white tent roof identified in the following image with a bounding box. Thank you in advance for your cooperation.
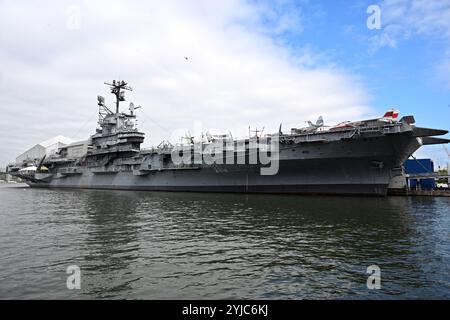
[19,166,37,171]
[39,135,75,147]
[64,140,89,148]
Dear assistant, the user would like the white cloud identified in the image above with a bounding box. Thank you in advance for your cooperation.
[0,0,373,165]
[369,25,402,52]
[366,0,450,93]
[436,50,450,90]
[370,0,450,51]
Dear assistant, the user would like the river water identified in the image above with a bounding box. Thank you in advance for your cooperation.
[0,183,449,299]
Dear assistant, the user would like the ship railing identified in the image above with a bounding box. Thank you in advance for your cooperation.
[357,127,382,134]
[117,131,145,138]
[382,124,402,134]
[58,167,80,174]
[141,146,174,154]
[357,123,401,135]
[114,159,142,166]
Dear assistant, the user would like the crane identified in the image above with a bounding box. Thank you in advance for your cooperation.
[444,145,450,184]
[444,145,450,158]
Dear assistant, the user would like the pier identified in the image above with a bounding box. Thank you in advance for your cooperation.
[389,172,450,197]
[0,167,21,183]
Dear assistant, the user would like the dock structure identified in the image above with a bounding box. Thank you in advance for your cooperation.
[388,172,450,196]
[405,172,450,181]
[0,167,9,182]
[0,167,22,183]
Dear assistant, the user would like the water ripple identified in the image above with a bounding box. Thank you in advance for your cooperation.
[0,184,449,299]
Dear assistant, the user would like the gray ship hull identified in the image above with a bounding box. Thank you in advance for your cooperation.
[15,81,446,197]
[27,130,424,196]
[27,157,397,196]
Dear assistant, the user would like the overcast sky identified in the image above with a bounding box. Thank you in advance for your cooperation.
[1,0,450,167]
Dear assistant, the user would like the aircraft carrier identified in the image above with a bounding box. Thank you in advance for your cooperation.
[9,80,450,196]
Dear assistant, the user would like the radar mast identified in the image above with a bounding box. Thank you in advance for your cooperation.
[104,80,133,114]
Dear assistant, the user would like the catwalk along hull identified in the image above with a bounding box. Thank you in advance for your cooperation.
[28,161,389,195]
[27,132,422,196]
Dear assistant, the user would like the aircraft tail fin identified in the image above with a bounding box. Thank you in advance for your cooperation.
[382,109,399,120]
[316,116,324,127]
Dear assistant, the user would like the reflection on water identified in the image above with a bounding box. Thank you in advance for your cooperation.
[0,184,449,299]
[81,191,144,298]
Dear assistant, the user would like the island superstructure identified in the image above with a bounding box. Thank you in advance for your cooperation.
[9,80,450,196]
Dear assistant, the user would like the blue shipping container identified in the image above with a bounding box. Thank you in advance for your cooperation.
[404,159,436,190]
[404,159,434,174]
